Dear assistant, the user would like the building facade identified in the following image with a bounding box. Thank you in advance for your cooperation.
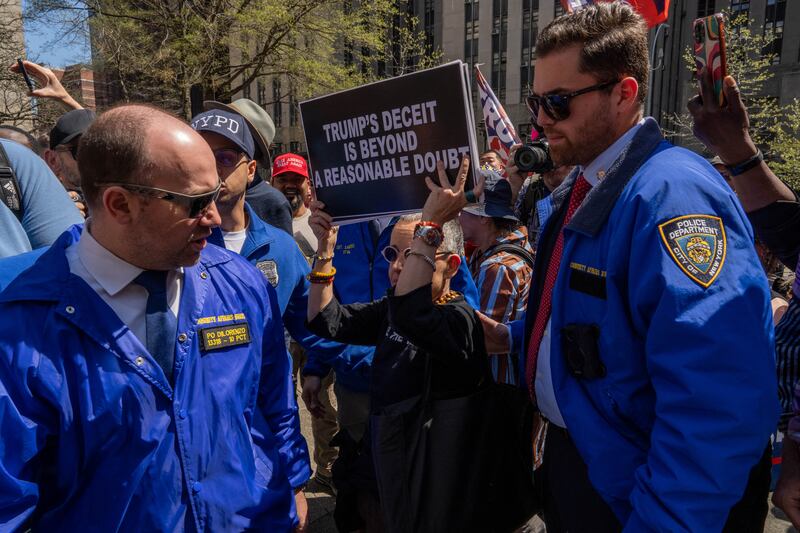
[650,0,800,147]
[235,0,800,157]
[0,0,32,128]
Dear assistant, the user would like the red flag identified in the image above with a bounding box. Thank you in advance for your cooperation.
[560,0,669,28]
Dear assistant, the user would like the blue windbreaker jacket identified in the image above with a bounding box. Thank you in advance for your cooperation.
[510,118,779,532]
[0,226,299,531]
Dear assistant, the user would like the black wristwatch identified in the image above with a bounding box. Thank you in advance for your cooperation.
[726,150,764,177]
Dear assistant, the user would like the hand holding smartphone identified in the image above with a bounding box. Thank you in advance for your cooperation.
[693,14,728,107]
[16,58,35,93]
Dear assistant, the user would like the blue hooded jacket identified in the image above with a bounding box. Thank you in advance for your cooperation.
[0,226,300,531]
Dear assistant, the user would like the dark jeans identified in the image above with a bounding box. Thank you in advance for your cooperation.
[535,425,771,533]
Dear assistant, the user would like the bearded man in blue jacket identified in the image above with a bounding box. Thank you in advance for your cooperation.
[0,105,301,531]
[484,4,779,532]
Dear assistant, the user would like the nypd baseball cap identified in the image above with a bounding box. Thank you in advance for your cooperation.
[191,110,255,160]
[272,153,309,180]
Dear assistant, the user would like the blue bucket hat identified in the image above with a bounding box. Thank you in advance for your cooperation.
[462,170,519,222]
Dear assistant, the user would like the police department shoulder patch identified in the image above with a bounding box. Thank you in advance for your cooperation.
[658,214,726,288]
[255,260,279,287]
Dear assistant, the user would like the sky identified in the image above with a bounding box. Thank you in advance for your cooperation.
[22,0,90,68]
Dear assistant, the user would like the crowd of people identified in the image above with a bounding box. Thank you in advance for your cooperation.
[0,2,799,532]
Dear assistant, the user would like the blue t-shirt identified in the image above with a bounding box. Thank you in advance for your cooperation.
[0,139,83,259]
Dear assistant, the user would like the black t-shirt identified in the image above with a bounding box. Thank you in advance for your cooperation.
[307,284,488,412]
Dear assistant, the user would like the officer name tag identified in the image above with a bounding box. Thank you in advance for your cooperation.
[199,323,251,352]
[569,262,607,299]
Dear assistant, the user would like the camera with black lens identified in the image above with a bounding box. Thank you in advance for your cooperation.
[514,139,554,174]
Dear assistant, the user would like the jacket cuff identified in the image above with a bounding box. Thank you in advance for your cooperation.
[301,356,331,378]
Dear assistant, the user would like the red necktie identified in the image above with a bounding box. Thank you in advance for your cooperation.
[525,175,592,401]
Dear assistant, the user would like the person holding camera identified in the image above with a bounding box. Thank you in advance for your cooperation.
[481,4,776,532]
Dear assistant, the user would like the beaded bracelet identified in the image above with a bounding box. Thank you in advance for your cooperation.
[308,275,335,285]
[307,267,336,284]
[416,220,442,230]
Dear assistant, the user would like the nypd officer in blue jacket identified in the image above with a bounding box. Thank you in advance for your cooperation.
[190,109,349,525]
[0,105,302,530]
[485,4,778,532]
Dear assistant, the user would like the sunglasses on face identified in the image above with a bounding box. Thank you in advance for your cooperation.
[381,245,452,264]
[100,179,222,218]
[56,144,79,159]
[526,79,619,127]
[213,148,248,168]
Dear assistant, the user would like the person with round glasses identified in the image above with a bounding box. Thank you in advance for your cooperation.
[481,4,778,532]
[0,104,303,530]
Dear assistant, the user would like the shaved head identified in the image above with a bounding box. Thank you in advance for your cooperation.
[79,103,222,270]
[78,104,211,206]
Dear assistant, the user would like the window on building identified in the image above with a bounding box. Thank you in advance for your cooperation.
[242,73,251,99]
[764,0,786,64]
[730,0,749,17]
[290,141,300,153]
[289,88,298,127]
[424,0,435,52]
[464,0,479,68]
[272,142,283,156]
[697,0,716,18]
[257,80,266,107]
[272,78,283,127]
[521,0,538,101]
[491,0,508,101]
[554,0,564,17]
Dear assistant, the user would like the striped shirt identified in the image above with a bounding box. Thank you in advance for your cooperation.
[468,228,534,385]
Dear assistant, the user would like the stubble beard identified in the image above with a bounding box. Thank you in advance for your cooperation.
[548,103,614,168]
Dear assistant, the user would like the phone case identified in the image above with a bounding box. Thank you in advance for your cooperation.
[693,14,727,106]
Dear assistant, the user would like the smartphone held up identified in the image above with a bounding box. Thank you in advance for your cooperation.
[693,13,727,107]
[16,58,35,93]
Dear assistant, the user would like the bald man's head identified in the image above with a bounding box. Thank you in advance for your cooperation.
[78,104,211,207]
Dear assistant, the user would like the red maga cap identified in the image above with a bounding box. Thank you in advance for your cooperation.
[272,153,309,179]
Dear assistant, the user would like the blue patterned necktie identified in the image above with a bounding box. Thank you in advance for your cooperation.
[134,270,177,381]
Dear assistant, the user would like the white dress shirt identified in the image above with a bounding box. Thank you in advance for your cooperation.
[535,120,644,428]
[65,225,182,348]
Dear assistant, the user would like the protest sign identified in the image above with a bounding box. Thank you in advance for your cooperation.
[299,61,479,224]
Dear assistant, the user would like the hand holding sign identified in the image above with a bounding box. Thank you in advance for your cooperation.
[309,200,338,256]
[422,156,470,226]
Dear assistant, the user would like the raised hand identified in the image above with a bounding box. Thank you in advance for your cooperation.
[421,155,470,225]
[687,69,757,166]
[308,200,338,255]
[10,60,83,110]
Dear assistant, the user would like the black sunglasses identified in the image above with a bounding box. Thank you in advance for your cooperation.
[526,80,619,127]
[56,144,79,160]
[100,179,222,218]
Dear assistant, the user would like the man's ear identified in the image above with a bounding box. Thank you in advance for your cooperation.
[445,253,462,278]
[617,76,640,113]
[247,159,257,185]
[102,187,137,225]
[44,149,62,177]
